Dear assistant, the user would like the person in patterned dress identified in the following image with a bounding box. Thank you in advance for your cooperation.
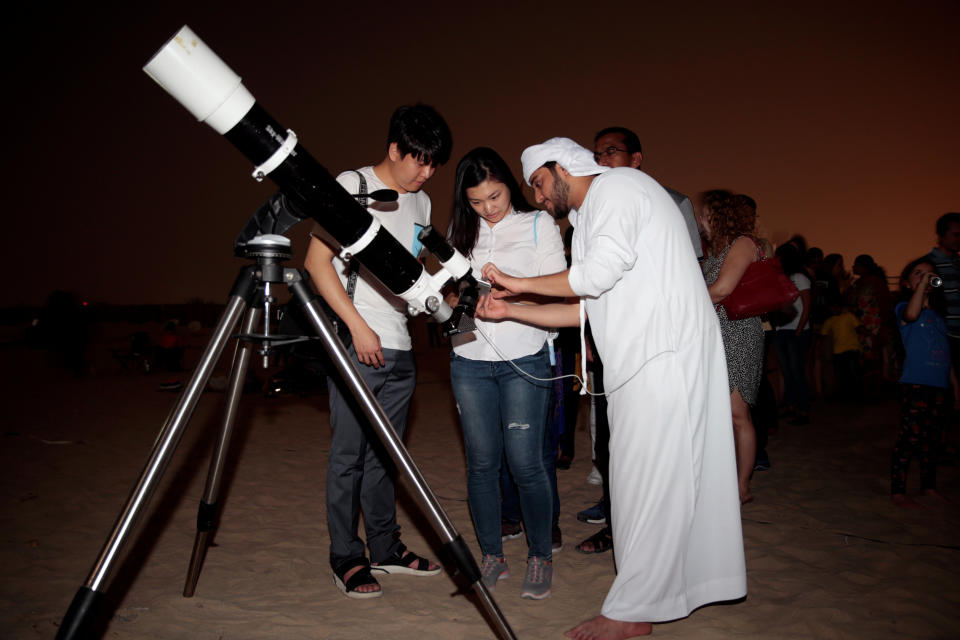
[700,190,766,504]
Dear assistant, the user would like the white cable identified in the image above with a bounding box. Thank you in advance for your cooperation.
[472,324,675,397]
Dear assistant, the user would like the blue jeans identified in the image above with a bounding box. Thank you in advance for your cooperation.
[500,411,561,527]
[501,346,563,525]
[451,346,553,560]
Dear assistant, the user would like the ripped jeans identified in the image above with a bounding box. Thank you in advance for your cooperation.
[451,345,553,559]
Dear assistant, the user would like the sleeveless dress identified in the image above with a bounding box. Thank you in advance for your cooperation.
[702,239,765,405]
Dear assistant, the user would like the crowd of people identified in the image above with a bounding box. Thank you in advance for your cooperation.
[303,103,957,639]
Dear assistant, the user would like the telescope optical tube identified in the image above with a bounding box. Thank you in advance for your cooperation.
[143,26,454,324]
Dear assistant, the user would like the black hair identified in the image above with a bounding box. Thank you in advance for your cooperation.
[853,254,886,279]
[786,234,808,256]
[775,242,804,276]
[935,212,960,238]
[898,256,946,316]
[823,253,844,272]
[593,126,642,154]
[387,104,452,167]
[449,147,534,256]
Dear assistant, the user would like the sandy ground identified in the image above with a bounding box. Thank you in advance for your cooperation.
[2,321,959,639]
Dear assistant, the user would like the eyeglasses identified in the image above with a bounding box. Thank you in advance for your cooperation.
[593,146,629,162]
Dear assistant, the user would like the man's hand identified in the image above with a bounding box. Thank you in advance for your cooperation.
[351,323,385,368]
[481,263,521,298]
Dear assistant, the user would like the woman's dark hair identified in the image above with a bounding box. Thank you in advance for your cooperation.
[853,253,887,280]
[897,256,946,316]
[449,147,534,256]
[822,253,844,274]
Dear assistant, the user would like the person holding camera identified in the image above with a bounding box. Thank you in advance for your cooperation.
[890,257,957,508]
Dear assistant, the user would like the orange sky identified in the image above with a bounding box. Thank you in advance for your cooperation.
[5,0,957,305]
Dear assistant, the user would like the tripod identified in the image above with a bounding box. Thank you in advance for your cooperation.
[57,234,517,640]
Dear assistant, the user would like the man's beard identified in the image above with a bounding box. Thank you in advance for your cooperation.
[550,173,572,219]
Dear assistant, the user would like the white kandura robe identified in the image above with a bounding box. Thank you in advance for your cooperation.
[567,168,746,622]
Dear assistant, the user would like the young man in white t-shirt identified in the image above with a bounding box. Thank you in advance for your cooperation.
[304,104,452,599]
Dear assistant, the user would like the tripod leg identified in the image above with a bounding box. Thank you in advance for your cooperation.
[288,276,517,640]
[183,305,263,597]
[57,267,259,640]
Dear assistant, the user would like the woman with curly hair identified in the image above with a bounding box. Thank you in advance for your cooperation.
[700,190,765,504]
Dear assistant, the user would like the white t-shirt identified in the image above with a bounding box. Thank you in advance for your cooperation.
[778,272,811,331]
[312,166,431,351]
[451,210,567,361]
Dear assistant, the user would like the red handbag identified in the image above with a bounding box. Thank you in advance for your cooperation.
[721,241,800,321]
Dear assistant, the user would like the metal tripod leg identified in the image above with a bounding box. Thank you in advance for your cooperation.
[287,277,517,640]
[56,266,259,640]
[183,304,263,597]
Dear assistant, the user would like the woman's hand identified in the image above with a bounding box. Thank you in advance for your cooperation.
[476,292,512,321]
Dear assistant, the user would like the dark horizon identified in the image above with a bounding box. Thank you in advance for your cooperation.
[5,1,957,306]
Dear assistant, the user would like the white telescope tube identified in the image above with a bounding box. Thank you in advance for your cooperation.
[143,25,255,135]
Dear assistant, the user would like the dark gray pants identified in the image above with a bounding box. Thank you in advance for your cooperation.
[326,347,416,566]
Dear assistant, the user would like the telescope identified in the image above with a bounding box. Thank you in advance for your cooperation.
[55,25,514,640]
[144,25,479,334]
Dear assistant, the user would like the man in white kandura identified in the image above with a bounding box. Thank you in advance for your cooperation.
[477,137,746,639]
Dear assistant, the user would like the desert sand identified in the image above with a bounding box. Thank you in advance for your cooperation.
[2,319,958,639]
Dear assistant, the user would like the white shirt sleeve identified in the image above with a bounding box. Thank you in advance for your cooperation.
[535,213,568,276]
[568,180,645,297]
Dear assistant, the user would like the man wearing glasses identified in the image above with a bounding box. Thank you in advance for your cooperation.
[574,126,705,557]
[593,127,702,259]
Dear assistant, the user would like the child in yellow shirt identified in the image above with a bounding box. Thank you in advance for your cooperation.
[820,302,863,401]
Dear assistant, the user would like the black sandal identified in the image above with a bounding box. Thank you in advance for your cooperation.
[332,556,382,599]
[575,526,613,554]
[371,543,441,576]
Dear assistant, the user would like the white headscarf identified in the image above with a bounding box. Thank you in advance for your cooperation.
[521,137,608,186]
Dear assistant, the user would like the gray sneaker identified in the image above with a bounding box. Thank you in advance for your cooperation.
[520,556,552,600]
[480,554,510,589]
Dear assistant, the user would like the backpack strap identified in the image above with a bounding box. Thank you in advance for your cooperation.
[345,170,367,299]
